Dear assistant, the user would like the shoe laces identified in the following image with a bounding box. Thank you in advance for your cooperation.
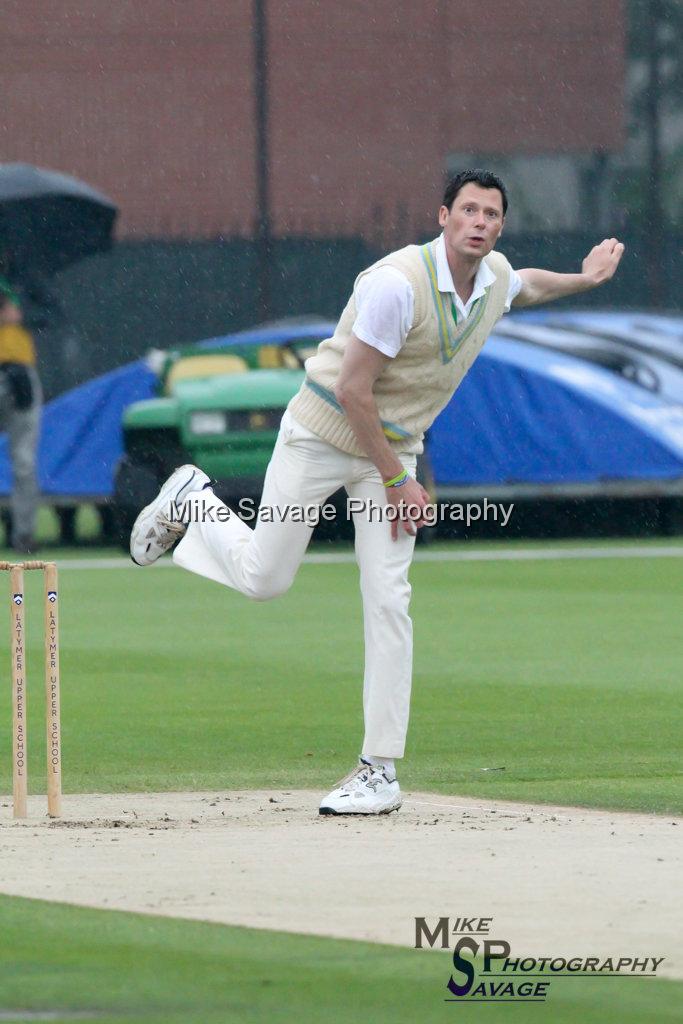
[335,762,385,791]
[156,513,186,539]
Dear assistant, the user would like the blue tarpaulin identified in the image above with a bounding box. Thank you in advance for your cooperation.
[428,337,683,485]
[0,361,156,496]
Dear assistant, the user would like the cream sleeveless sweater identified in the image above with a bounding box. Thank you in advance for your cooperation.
[288,237,512,456]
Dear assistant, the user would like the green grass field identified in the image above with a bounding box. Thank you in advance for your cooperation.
[0,542,680,811]
[0,540,681,1022]
[0,895,682,1024]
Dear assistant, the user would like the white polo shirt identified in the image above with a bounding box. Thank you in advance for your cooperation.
[352,233,522,358]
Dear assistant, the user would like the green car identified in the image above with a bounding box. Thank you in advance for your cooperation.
[112,319,336,539]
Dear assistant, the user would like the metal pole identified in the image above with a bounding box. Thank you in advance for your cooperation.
[253,0,272,320]
[645,0,664,308]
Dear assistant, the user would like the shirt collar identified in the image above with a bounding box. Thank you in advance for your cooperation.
[435,232,496,301]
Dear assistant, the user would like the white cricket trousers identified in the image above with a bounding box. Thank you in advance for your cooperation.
[173,409,417,758]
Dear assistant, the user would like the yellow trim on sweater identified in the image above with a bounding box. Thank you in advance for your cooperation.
[420,240,490,363]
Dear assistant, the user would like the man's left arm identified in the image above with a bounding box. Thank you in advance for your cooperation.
[512,238,625,308]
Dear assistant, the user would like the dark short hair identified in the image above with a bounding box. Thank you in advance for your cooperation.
[443,170,508,216]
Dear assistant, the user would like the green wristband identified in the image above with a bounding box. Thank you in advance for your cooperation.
[384,469,409,488]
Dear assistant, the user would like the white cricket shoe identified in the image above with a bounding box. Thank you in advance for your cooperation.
[319,760,402,815]
[130,464,210,566]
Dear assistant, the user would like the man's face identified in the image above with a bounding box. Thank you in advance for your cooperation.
[438,183,505,262]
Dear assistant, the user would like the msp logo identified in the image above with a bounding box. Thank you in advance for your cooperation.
[13,593,23,605]
[47,591,57,603]
[414,916,665,1003]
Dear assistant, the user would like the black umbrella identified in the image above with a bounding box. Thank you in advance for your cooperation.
[0,163,118,275]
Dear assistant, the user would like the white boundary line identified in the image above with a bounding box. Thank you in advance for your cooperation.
[31,544,683,571]
[409,798,574,820]
[411,794,577,819]
[306,545,683,565]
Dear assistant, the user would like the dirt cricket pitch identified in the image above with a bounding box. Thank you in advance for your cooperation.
[1,789,681,979]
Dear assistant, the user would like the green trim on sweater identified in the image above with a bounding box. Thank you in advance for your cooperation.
[419,240,490,364]
[305,379,412,440]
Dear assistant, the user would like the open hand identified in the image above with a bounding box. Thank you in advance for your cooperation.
[582,238,625,285]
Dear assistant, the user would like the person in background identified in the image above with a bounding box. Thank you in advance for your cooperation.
[0,282,42,552]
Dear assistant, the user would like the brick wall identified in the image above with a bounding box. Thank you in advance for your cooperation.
[1,0,624,240]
